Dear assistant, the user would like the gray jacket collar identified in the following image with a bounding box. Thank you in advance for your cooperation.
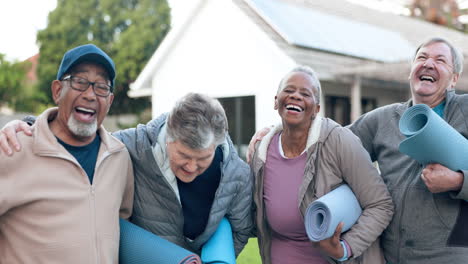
[149,118,231,202]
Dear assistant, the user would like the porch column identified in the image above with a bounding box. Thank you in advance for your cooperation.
[318,86,325,117]
[235,97,242,152]
[351,75,362,122]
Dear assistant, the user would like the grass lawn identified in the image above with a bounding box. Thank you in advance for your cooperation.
[237,238,262,264]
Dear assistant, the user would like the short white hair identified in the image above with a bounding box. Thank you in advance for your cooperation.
[278,65,321,104]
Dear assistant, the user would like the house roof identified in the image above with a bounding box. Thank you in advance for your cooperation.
[235,0,468,90]
[245,0,414,63]
[130,0,468,96]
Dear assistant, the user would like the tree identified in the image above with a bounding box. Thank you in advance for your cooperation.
[410,0,463,29]
[36,0,171,114]
[0,54,29,108]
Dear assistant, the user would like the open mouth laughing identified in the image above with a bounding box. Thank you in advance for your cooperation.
[286,104,303,112]
[74,106,96,123]
[419,75,436,83]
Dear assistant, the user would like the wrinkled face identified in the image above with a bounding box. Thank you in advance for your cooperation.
[409,42,459,102]
[52,63,114,141]
[167,140,216,183]
[275,72,320,128]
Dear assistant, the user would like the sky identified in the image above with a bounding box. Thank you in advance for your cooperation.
[0,0,406,62]
[1,0,464,62]
[0,0,183,62]
[0,0,57,61]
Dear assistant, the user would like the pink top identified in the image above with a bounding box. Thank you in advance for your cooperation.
[263,133,328,264]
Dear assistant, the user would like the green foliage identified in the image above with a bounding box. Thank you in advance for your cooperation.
[237,238,262,264]
[0,54,27,105]
[0,54,47,112]
[36,0,171,114]
[12,83,52,114]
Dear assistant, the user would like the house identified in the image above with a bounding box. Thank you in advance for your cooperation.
[129,0,468,157]
[25,53,39,84]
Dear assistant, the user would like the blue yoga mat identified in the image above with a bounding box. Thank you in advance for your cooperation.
[201,218,236,264]
[304,184,362,242]
[399,104,468,171]
[119,219,201,264]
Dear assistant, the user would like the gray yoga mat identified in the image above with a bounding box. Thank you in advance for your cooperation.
[399,103,468,171]
[304,184,362,242]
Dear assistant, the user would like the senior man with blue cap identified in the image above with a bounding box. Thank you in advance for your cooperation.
[0,44,134,263]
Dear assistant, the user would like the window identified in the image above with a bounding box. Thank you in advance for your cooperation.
[325,95,376,126]
[218,96,256,160]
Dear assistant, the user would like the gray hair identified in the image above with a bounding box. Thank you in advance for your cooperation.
[277,65,321,104]
[166,93,228,149]
[414,37,464,75]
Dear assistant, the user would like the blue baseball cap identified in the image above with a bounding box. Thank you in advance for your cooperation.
[56,44,116,87]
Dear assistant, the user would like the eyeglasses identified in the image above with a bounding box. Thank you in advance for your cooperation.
[62,75,113,97]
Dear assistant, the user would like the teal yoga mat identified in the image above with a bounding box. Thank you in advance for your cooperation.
[304,184,362,242]
[119,219,201,264]
[201,218,236,264]
[399,103,468,171]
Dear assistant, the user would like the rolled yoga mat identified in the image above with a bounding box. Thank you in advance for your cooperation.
[119,219,201,264]
[399,103,468,171]
[201,217,236,264]
[304,184,362,242]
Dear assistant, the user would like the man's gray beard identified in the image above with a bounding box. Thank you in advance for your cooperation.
[67,115,97,138]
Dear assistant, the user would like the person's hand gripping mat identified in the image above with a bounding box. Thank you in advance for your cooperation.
[304,184,362,242]
[119,219,201,264]
[399,103,468,171]
[201,217,236,264]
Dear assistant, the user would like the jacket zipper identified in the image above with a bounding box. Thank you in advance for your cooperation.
[396,164,422,263]
[89,185,99,263]
[44,147,118,263]
[206,160,224,219]
[157,165,184,235]
[90,151,112,263]
[191,159,226,247]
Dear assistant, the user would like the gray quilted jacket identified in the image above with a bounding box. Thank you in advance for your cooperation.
[113,113,253,255]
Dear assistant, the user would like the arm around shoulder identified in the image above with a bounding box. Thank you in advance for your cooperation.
[0,157,13,216]
[347,105,399,162]
[0,148,28,216]
[119,154,134,220]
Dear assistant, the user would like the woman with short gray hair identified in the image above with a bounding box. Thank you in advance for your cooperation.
[117,92,253,256]
[167,93,228,149]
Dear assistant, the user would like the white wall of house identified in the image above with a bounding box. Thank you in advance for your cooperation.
[149,0,295,129]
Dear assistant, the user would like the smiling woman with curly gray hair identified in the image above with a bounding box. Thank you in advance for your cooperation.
[250,66,393,264]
